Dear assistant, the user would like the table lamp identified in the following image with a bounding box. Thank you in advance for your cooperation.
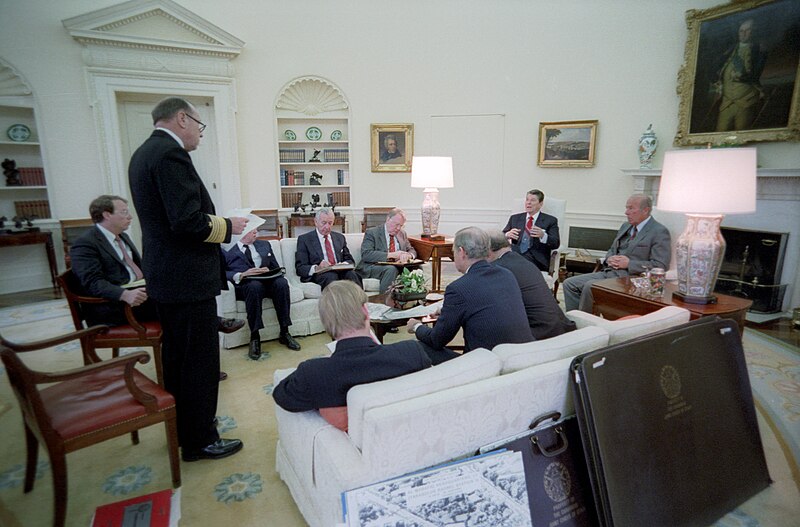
[657,147,756,304]
[410,156,453,238]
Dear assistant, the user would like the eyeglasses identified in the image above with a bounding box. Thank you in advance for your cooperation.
[185,113,207,133]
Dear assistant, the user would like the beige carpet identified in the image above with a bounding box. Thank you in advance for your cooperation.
[0,264,798,527]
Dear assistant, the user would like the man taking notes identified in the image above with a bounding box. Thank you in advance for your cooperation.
[356,208,418,293]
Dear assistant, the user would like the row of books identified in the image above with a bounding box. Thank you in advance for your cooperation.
[14,199,51,218]
[279,149,306,163]
[17,167,46,186]
[336,169,350,185]
[280,169,306,186]
[328,191,350,207]
[281,191,303,208]
[323,148,349,162]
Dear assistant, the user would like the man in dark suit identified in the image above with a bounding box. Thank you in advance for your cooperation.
[129,97,248,463]
[487,229,576,340]
[503,189,560,272]
[273,280,431,414]
[356,208,417,293]
[295,207,362,290]
[224,227,300,360]
[407,227,532,364]
[563,194,671,313]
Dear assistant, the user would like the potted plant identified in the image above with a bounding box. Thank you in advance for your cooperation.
[387,268,428,304]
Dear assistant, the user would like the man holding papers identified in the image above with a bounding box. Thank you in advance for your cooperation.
[224,227,300,360]
[356,207,418,293]
[295,207,362,290]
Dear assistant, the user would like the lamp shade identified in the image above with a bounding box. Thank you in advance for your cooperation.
[657,148,757,214]
[410,156,454,189]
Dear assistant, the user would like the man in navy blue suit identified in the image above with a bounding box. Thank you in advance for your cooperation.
[503,189,560,272]
[407,227,532,364]
[295,208,362,290]
[224,228,301,360]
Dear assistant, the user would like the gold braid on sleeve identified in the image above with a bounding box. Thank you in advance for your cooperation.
[204,214,228,243]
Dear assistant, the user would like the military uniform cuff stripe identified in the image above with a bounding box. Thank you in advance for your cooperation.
[205,215,227,243]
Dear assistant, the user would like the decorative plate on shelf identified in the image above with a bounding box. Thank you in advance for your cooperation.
[330,130,343,140]
[7,124,31,142]
[284,130,297,141]
[305,126,322,141]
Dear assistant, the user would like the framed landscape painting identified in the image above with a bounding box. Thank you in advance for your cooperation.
[371,123,413,172]
[537,120,598,168]
[675,0,800,146]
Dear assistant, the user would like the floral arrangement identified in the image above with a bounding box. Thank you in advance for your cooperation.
[388,268,427,296]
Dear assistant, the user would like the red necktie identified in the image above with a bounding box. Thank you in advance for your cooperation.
[324,235,336,265]
[389,236,396,252]
[116,236,143,280]
[526,215,533,232]
[630,227,637,239]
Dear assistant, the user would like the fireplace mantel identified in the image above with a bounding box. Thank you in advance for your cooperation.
[622,168,800,203]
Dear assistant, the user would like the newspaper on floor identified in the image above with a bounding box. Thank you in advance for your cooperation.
[342,449,531,527]
[366,300,443,321]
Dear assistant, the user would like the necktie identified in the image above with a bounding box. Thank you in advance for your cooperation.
[115,236,143,280]
[526,215,533,233]
[244,244,255,267]
[389,236,396,252]
[630,227,637,239]
[324,235,336,265]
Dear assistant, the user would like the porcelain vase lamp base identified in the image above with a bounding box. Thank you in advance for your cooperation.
[420,188,441,237]
[673,213,726,305]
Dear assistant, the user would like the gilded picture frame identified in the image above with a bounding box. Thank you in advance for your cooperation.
[537,120,598,168]
[674,0,800,146]
[371,123,414,172]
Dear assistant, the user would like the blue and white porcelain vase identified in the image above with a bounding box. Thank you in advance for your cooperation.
[638,124,658,169]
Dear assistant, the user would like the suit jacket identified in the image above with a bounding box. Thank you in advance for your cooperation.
[503,211,560,271]
[356,224,417,273]
[272,336,431,412]
[70,226,142,325]
[224,239,281,282]
[295,230,355,282]
[604,216,671,275]
[129,130,231,303]
[494,251,576,340]
[415,260,533,352]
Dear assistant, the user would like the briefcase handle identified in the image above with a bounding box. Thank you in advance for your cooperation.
[529,411,568,458]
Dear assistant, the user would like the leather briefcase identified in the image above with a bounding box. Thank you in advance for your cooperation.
[479,412,598,527]
[571,317,770,527]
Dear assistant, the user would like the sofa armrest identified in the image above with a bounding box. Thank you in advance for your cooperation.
[219,280,238,313]
[566,306,691,345]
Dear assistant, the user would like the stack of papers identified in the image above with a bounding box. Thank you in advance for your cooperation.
[366,300,442,321]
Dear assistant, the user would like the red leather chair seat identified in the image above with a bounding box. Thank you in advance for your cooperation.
[102,321,162,339]
[42,369,174,442]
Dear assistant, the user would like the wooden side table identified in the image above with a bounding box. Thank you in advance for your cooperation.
[408,236,454,292]
[0,230,59,290]
[591,277,752,335]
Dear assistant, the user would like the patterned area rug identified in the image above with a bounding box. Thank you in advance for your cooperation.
[0,299,798,527]
[0,299,70,328]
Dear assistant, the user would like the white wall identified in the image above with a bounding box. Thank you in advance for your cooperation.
[1,0,799,296]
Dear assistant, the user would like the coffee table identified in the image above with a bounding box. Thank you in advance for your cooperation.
[591,277,753,335]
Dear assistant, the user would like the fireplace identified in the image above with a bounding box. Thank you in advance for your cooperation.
[714,227,789,313]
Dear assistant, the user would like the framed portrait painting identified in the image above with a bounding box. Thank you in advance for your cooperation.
[537,120,598,168]
[675,0,800,146]
[371,123,413,172]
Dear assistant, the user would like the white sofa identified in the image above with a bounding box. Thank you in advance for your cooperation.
[273,305,691,527]
[219,233,380,349]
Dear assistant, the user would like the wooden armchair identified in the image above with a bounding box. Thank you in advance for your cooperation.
[0,326,180,527]
[57,269,163,386]
[361,207,394,232]
[59,218,94,269]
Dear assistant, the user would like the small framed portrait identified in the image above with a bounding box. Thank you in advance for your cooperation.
[371,123,414,172]
[675,0,800,146]
[537,120,598,168]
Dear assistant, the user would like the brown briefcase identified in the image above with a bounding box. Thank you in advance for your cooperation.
[570,317,770,527]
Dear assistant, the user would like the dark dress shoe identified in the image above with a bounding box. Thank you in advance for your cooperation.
[182,438,243,462]
[248,339,262,360]
[218,317,246,334]
[387,327,399,333]
[279,332,301,350]
[219,371,228,381]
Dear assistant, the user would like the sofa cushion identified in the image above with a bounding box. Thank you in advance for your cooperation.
[566,306,691,345]
[347,348,502,450]
[492,326,609,374]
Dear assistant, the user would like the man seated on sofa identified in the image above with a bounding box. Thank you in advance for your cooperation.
[562,194,671,313]
[295,207,362,290]
[356,207,418,293]
[272,280,431,427]
[502,189,560,272]
[224,227,301,361]
[487,229,576,340]
[406,226,532,365]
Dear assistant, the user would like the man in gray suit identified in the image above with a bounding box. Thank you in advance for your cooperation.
[562,194,671,312]
[356,208,417,292]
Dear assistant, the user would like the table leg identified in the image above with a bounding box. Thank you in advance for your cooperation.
[44,232,58,290]
[430,247,442,292]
